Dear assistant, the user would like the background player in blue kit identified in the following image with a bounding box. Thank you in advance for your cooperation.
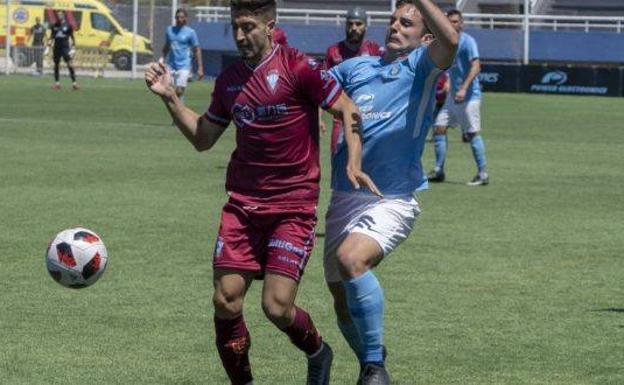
[323,1,458,384]
[428,9,489,186]
[162,8,204,102]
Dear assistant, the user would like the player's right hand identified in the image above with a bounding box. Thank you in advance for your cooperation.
[145,61,173,97]
[347,165,383,198]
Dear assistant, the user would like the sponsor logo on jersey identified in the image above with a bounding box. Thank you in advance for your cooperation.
[256,103,287,121]
[362,111,393,120]
[354,93,392,120]
[232,104,256,127]
[355,94,375,113]
[232,103,288,126]
[266,70,279,93]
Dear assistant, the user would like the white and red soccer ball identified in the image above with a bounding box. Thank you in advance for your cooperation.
[46,228,108,288]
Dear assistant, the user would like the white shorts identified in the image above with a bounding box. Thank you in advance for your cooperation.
[434,96,481,134]
[323,191,421,283]
[170,68,191,88]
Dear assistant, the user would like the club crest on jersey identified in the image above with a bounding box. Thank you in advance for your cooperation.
[266,70,280,93]
[389,64,401,77]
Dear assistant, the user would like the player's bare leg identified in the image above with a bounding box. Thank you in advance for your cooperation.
[175,86,186,102]
[262,273,333,385]
[335,233,390,385]
[213,269,255,385]
[66,58,79,90]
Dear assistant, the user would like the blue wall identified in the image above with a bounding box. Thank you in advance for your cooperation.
[192,22,624,76]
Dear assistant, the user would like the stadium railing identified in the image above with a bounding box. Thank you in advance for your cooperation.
[194,6,624,33]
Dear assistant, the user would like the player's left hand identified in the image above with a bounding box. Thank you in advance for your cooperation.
[145,61,173,97]
[347,165,383,197]
[454,88,466,103]
[196,69,204,81]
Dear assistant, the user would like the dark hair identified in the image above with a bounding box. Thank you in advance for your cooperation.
[175,8,188,17]
[230,0,276,21]
[446,9,463,19]
[396,0,416,7]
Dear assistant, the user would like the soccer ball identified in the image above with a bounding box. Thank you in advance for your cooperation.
[46,227,108,289]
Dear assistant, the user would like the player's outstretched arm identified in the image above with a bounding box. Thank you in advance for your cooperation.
[145,62,226,151]
[327,92,382,197]
[414,0,458,69]
[194,46,204,80]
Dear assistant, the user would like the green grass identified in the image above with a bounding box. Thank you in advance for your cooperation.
[1,75,623,385]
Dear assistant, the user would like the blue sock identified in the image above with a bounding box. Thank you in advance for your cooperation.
[344,271,384,365]
[433,134,447,171]
[470,135,487,174]
[337,319,361,360]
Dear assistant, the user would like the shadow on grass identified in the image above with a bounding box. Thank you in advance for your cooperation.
[594,308,624,313]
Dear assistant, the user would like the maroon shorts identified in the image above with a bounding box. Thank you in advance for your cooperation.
[212,199,317,282]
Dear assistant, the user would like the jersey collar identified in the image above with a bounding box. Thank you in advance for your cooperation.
[244,44,279,72]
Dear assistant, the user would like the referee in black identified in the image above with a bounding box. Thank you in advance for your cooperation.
[48,10,78,90]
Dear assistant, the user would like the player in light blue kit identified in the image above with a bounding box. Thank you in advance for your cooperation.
[162,8,204,102]
[428,9,489,186]
[323,1,458,384]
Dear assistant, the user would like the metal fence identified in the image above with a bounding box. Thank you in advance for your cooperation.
[195,5,624,32]
[1,0,185,78]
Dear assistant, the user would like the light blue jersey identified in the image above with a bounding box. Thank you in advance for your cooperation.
[449,32,481,100]
[330,46,442,195]
[165,25,199,70]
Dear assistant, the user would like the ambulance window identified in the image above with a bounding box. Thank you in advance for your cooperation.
[91,13,114,32]
[44,10,82,30]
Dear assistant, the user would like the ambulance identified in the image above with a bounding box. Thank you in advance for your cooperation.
[0,0,153,70]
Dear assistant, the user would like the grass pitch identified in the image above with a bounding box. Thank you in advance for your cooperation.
[1,75,623,385]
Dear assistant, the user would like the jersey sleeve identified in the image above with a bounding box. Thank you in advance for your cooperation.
[408,46,441,78]
[204,78,231,128]
[294,54,342,110]
[328,59,349,87]
[324,47,335,69]
[190,29,199,48]
[466,36,480,61]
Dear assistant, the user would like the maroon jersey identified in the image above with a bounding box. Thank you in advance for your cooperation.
[324,39,382,70]
[325,39,381,154]
[272,27,288,46]
[205,44,342,206]
[436,72,449,105]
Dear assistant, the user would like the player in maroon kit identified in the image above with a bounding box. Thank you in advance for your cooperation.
[144,1,379,384]
[323,7,383,154]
